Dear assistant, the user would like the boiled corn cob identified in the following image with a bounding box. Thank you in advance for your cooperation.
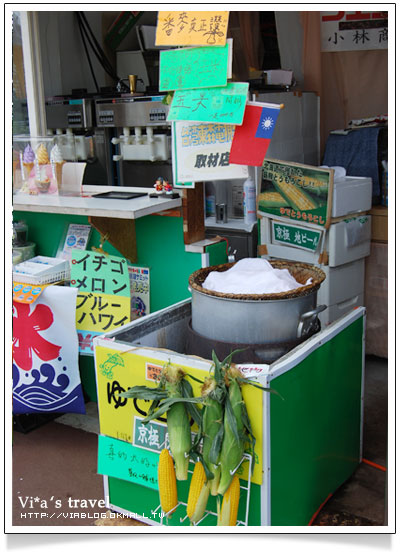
[258,191,288,207]
[158,449,178,515]
[217,474,240,526]
[274,181,317,211]
[217,367,246,496]
[187,461,210,525]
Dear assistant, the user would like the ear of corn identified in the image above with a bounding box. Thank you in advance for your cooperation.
[187,461,210,525]
[167,401,191,480]
[217,377,245,495]
[158,449,178,515]
[258,191,288,207]
[201,378,224,495]
[273,181,317,211]
[217,474,240,526]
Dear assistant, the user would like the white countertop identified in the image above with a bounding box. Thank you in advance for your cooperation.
[205,216,257,233]
[13,186,182,220]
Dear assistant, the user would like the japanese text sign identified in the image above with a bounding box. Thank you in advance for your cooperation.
[94,345,263,485]
[156,11,229,46]
[172,121,248,184]
[98,434,159,490]
[128,265,150,321]
[167,82,249,125]
[159,43,230,91]
[71,250,131,354]
[272,221,322,252]
[258,159,334,229]
[321,11,388,51]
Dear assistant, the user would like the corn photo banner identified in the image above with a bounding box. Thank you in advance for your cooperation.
[94,346,263,486]
[258,158,334,229]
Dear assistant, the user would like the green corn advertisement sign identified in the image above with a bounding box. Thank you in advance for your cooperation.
[258,158,334,229]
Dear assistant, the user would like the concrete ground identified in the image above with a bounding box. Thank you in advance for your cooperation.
[11,355,388,528]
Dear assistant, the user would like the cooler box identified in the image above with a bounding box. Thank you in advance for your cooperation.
[93,299,365,526]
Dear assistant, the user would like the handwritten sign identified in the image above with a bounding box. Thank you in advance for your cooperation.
[70,250,131,353]
[133,417,168,452]
[167,82,249,125]
[156,11,229,46]
[159,43,229,91]
[98,434,159,490]
[172,121,248,184]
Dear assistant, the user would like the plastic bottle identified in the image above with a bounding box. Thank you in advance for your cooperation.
[243,177,257,224]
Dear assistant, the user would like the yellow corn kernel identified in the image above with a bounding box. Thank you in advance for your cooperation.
[258,192,286,203]
[187,461,210,525]
[217,474,240,526]
[278,182,317,211]
[158,449,178,515]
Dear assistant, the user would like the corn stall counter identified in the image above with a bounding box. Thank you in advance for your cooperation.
[93,300,365,527]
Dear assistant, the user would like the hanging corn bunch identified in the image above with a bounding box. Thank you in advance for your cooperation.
[120,362,203,481]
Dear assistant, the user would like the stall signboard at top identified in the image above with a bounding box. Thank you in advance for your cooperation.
[321,11,388,52]
[258,159,334,229]
[156,11,229,46]
[167,82,249,125]
[159,42,231,91]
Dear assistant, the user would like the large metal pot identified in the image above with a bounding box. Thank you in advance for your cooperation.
[188,260,326,345]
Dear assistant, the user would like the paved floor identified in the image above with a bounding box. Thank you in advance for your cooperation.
[11,355,388,528]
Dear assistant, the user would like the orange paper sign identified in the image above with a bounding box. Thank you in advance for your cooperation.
[156,11,229,46]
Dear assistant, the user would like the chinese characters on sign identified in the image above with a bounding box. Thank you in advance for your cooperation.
[321,11,388,51]
[159,43,230,91]
[172,121,248,184]
[156,11,229,46]
[167,82,249,125]
[272,221,322,252]
[133,417,168,452]
[258,159,333,229]
[98,435,159,490]
[71,250,131,355]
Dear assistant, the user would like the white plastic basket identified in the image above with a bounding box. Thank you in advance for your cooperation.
[13,256,70,285]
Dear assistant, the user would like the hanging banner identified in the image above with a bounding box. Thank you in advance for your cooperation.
[321,11,388,51]
[258,158,334,229]
[167,82,249,125]
[70,250,131,355]
[159,42,231,91]
[229,101,282,167]
[156,11,229,46]
[172,121,248,184]
[12,285,86,415]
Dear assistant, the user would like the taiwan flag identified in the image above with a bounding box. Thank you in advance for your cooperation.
[229,102,281,166]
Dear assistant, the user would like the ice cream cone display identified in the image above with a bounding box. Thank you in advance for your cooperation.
[50,144,65,188]
[36,143,50,165]
[22,144,35,179]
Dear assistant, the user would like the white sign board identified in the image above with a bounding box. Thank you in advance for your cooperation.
[172,121,248,184]
[321,11,388,52]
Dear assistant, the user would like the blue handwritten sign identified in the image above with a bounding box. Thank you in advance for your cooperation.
[98,434,159,490]
[159,44,229,91]
[167,82,249,125]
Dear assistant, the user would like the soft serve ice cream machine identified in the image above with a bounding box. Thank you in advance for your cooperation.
[94,96,173,187]
[45,96,114,186]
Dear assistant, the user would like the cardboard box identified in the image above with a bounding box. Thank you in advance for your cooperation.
[369,205,388,243]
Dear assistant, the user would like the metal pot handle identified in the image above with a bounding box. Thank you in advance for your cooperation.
[297,304,327,338]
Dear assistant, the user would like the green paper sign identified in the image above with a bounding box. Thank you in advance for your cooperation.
[159,44,229,91]
[70,249,130,296]
[98,435,159,490]
[272,221,322,252]
[167,82,249,124]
